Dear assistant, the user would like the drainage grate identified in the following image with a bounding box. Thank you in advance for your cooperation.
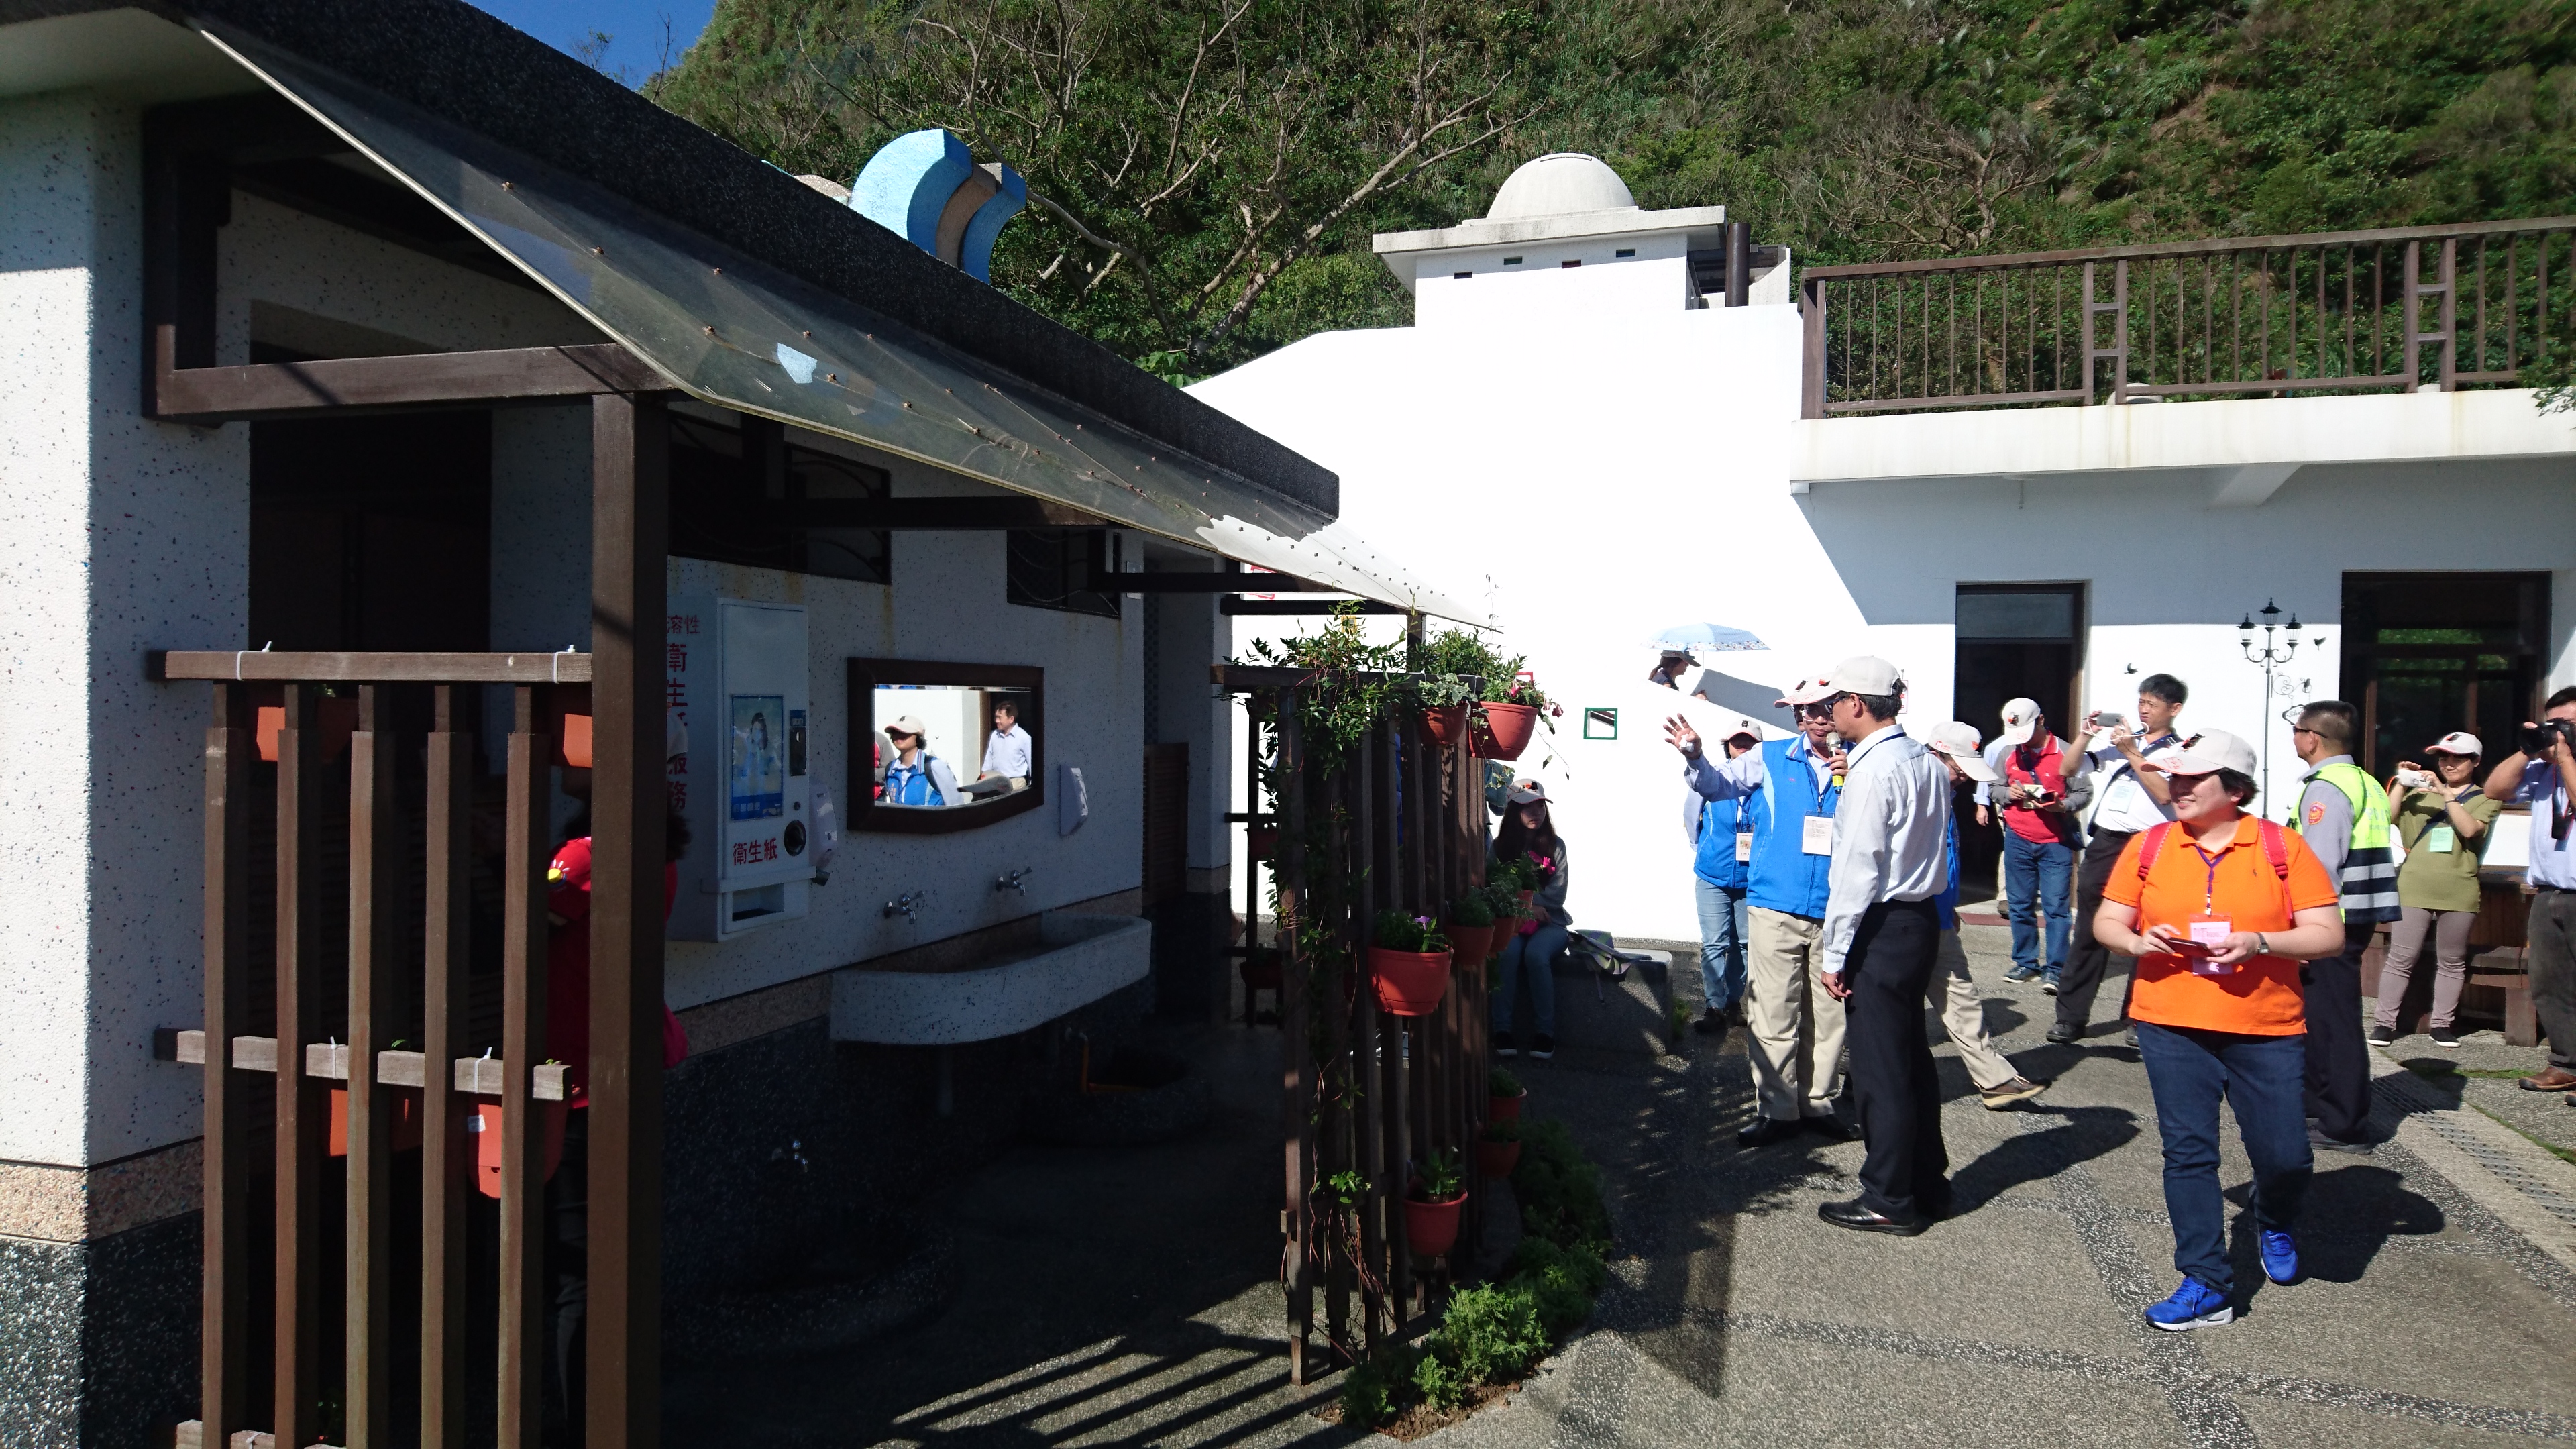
[2375,1072,2576,1230]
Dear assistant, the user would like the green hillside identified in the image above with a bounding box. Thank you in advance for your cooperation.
[651,0,2576,374]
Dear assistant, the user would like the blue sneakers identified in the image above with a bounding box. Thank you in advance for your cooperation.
[2261,1230,2299,1285]
[2145,1277,2233,1332]
[2004,965,2044,983]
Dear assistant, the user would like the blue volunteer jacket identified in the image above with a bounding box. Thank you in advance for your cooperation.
[1691,794,1751,890]
[1746,736,1841,918]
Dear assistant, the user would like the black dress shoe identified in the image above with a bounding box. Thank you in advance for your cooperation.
[1737,1116,1803,1148]
[1803,1114,1862,1142]
[2045,1022,2081,1045]
[1819,1198,1926,1236]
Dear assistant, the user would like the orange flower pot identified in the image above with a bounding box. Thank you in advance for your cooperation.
[326,1089,423,1157]
[1368,947,1454,1016]
[1471,702,1540,761]
[1405,1187,1468,1258]
[473,1099,571,1200]
[1421,704,1470,747]
[1444,922,1493,968]
[1489,1087,1527,1122]
[1476,1138,1523,1179]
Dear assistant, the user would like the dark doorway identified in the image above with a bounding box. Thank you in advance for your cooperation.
[248,409,492,653]
[2341,573,2551,775]
[1954,584,2086,902]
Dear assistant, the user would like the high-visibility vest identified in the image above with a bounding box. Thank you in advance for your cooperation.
[2292,761,2401,924]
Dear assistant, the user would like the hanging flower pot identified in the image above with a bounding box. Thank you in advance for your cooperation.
[1471,702,1540,761]
[1475,1133,1523,1180]
[1368,947,1453,1016]
[472,1099,571,1201]
[1421,704,1470,747]
[1240,949,1282,991]
[1444,920,1493,969]
[1405,1181,1468,1259]
[1489,1083,1528,1123]
[326,1088,423,1157]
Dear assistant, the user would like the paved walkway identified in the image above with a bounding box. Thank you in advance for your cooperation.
[678,925,2576,1446]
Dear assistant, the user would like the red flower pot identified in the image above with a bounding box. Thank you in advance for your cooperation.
[474,1099,570,1201]
[1487,917,1514,962]
[1444,922,1493,968]
[1240,950,1282,991]
[1472,702,1540,761]
[1405,1187,1468,1259]
[1369,947,1454,1016]
[1421,704,1470,747]
[1476,1138,1523,1179]
[1489,1088,1527,1122]
[327,1088,422,1157]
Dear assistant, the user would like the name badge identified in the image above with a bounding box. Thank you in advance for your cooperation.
[1735,830,1753,863]
[2188,918,2235,976]
[1802,814,1834,855]
[2425,824,2456,853]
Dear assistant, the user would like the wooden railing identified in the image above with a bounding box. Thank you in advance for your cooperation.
[1212,665,1491,1382]
[1798,217,2576,417]
[152,651,657,1449]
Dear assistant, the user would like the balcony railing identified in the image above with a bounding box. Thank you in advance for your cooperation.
[1797,217,2576,417]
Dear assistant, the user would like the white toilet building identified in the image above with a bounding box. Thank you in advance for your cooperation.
[1197,153,2576,945]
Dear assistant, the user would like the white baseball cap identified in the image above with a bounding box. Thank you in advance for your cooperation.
[2426,731,2483,757]
[1926,720,2000,782]
[1818,655,1904,696]
[1774,678,1832,707]
[884,714,930,739]
[1717,716,1763,744]
[1999,697,2043,747]
[2143,729,2259,778]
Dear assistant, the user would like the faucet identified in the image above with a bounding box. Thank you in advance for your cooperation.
[996,867,1032,895]
[883,890,926,920]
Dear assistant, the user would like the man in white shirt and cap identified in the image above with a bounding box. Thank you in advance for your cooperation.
[1815,655,1956,1235]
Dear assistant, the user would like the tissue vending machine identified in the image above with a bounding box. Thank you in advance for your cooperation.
[667,596,813,941]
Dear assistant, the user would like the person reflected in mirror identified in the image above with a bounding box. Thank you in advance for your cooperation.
[980,698,1032,790]
[1492,782,1571,1062]
[882,715,962,806]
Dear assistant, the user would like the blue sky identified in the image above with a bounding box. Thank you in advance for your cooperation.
[466,0,718,84]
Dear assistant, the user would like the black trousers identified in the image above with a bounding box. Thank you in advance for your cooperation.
[2055,828,2135,1032]
[543,1110,590,1446]
[1845,898,1949,1220]
[2304,925,2376,1143]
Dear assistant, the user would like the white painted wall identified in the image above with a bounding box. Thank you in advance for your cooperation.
[1416,239,1690,329]
[1,94,246,1167]
[1193,287,2576,946]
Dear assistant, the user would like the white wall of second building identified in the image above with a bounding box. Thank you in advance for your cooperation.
[1194,295,2576,945]
[1,93,248,1167]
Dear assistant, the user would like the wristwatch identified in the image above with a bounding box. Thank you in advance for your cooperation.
[2254,932,2270,957]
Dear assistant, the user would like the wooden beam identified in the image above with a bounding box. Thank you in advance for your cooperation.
[148,343,665,423]
[154,651,594,684]
[1221,598,1406,615]
[587,391,670,1449]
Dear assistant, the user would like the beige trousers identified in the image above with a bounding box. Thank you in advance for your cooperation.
[1935,930,2019,1091]
[1746,907,1847,1120]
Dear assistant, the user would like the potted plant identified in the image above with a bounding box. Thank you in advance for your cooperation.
[1368,910,1454,1016]
[1489,1066,1528,1122]
[1405,1150,1468,1258]
[1476,1119,1523,1179]
[1444,893,1495,972]
[1413,672,1475,747]
[1470,670,1559,761]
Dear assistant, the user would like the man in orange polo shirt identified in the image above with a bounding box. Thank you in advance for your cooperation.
[2093,730,2349,1331]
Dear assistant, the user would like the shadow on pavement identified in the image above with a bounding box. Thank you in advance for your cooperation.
[2223,1163,2445,1299]
[1946,1104,2140,1213]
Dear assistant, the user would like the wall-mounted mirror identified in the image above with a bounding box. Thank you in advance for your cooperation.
[847,659,1044,833]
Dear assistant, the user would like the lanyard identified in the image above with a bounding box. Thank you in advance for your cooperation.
[1844,727,1904,780]
[2187,843,2228,916]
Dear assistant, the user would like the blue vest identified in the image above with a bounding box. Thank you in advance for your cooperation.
[885,752,947,806]
[1746,737,1840,918]
[1693,794,1751,890]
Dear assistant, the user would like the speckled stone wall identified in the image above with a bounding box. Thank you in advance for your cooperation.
[0,1218,197,1449]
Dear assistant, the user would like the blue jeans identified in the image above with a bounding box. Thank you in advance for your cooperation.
[1694,879,1750,1012]
[1493,922,1567,1037]
[2135,1022,2313,1297]
[2003,832,2075,975]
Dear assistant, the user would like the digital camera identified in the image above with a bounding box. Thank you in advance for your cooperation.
[2524,718,2576,756]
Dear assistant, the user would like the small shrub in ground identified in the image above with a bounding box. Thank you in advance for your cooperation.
[1506,1237,1608,1338]
[1408,1348,1466,1411]
[1428,1283,1549,1384]
[1513,1118,1611,1252]
[1342,1348,1405,1424]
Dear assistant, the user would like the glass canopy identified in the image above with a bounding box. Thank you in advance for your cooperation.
[204,28,1484,624]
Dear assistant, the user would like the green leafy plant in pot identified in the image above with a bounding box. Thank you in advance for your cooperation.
[1476,879,1522,963]
[1406,1148,1469,1258]
[1489,1065,1527,1122]
[1476,1118,1523,1179]
[1411,671,1475,749]
[1368,910,1453,1016]
[1445,892,1495,972]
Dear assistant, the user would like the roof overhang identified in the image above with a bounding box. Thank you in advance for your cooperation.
[1373,205,1729,291]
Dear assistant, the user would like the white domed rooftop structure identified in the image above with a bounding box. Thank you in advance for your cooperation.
[1485,153,1639,221]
